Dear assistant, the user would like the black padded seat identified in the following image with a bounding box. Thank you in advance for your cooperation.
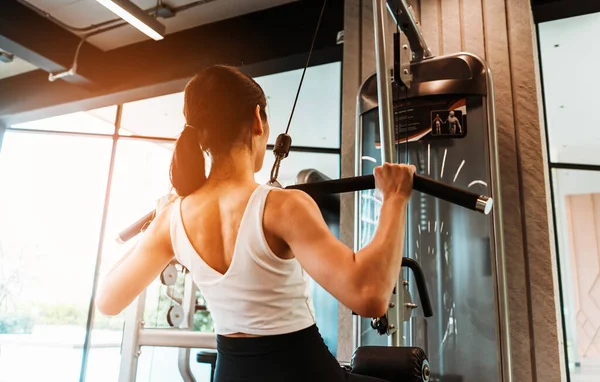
[351,346,430,382]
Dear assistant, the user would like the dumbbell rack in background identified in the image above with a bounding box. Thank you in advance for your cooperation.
[352,1,511,382]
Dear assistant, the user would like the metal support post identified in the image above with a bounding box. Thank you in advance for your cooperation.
[373,0,397,166]
[178,271,198,382]
[118,290,147,382]
[386,0,432,61]
[372,0,403,347]
[138,330,217,349]
[485,69,512,382]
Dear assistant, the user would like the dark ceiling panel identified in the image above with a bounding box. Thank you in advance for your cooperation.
[0,0,344,125]
[532,0,600,23]
[0,0,103,87]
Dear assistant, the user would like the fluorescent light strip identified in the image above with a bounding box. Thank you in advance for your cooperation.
[96,0,165,41]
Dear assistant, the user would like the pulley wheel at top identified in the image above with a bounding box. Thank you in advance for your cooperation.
[160,264,178,286]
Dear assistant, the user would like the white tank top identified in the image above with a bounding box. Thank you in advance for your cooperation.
[169,185,316,335]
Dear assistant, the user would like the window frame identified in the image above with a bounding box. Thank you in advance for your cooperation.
[0,57,343,381]
[536,16,600,379]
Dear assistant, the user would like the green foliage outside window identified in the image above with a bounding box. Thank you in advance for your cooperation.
[0,241,213,334]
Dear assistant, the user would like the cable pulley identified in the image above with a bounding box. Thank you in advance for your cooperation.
[267,0,327,187]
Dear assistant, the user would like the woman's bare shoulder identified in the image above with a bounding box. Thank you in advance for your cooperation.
[266,188,317,211]
[263,188,322,234]
[142,198,176,248]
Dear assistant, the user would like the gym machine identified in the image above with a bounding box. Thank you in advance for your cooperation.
[352,1,510,381]
[116,1,509,380]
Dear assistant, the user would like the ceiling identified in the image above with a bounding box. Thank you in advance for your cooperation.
[0,0,296,81]
[23,0,297,51]
[0,49,38,80]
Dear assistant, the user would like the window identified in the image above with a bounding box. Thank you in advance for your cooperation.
[550,169,600,378]
[539,11,600,380]
[0,58,342,381]
[120,93,185,138]
[10,106,117,135]
[117,61,343,147]
[539,13,600,167]
[0,132,112,381]
[256,62,341,149]
[86,139,175,382]
[257,152,340,186]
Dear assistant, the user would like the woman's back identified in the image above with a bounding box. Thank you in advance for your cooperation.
[177,183,260,275]
[96,65,414,382]
[170,182,316,336]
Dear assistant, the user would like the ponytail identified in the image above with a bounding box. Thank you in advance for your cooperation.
[169,65,267,196]
[170,125,206,196]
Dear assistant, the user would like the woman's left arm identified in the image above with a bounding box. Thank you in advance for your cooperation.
[96,203,175,316]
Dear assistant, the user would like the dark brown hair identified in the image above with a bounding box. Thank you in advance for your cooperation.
[170,65,267,196]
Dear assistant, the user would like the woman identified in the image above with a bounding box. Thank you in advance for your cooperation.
[96,65,415,382]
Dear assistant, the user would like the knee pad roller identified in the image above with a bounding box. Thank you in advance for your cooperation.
[350,346,430,382]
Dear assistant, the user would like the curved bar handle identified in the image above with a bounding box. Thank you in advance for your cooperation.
[117,173,493,243]
[288,174,493,215]
[402,257,433,317]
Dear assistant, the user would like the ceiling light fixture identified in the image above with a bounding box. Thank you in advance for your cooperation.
[95,0,166,41]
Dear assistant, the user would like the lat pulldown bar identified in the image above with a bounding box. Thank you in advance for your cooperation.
[116,174,493,244]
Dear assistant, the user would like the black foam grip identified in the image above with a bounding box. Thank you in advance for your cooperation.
[413,175,481,211]
[288,174,483,212]
[393,32,401,85]
[286,174,374,195]
[402,258,433,317]
[351,346,428,382]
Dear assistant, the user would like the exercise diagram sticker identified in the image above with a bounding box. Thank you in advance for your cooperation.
[430,110,466,138]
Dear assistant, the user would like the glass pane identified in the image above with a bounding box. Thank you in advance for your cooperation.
[0,132,112,381]
[358,96,499,381]
[10,106,117,134]
[88,139,175,382]
[551,169,600,380]
[256,152,340,187]
[256,62,341,149]
[119,62,342,146]
[539,13,600,166]
[258,151,341,354]
[136,346,213,382]
[120,92,185,138]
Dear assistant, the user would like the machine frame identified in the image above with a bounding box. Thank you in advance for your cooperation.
[353,1,511,381]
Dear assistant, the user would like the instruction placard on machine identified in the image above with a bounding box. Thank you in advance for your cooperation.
[374,96,468,147]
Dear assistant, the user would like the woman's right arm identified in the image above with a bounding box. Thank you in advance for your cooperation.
[267,163,415,318]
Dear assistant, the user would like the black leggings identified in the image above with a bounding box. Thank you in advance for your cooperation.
[215,325,389,382]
